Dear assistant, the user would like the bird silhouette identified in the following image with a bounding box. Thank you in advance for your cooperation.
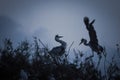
[79,38,103,55]
[79,17,104,67]
[49,34,67,57]
[83,17,98,46]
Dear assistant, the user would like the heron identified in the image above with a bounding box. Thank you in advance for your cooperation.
[79,38,104,55]
[79,17,104,67]
[48,35,67,62]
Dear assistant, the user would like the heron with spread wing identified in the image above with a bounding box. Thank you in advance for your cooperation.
[79,17,104,67]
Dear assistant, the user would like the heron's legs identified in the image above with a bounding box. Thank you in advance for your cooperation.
[91,50,94,57]
[96,53,102,69]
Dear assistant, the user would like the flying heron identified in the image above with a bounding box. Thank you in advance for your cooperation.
[79,17,104,68]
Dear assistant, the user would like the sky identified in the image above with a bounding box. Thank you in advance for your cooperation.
[0,0,120,62]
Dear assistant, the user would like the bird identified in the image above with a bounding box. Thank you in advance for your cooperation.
[48,34,67,57]
[79,38,104,68]
[83,16,98,46]
[79,38,104,55]
[79,17,104,67]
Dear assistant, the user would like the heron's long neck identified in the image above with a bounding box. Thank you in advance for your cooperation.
[55,38,66,48]
[83,40,89,46]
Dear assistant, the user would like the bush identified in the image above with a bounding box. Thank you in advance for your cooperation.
[0,38,119,80]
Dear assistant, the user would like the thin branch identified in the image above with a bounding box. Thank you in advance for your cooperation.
[67,41,74,56]
[38,39,47,49]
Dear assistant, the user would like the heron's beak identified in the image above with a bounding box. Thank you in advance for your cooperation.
[58,36,63,38]
[79,41,82,45]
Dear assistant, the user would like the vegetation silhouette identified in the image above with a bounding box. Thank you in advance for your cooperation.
[0,38,120,80]
[0,17,120,80]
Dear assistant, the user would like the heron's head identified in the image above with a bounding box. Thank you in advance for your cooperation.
[55,34,63,39]
[84,16,89,25]
[79,38,87,45]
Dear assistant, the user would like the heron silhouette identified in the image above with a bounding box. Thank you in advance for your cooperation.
[79,17,104,67]
[48,35,67,62]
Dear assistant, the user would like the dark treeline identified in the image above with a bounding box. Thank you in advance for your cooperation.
[0,38,120,80]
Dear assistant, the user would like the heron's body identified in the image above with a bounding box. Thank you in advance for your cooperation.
[49,46,65,56]
[79,17,104,68]
[80,17,104,54]
[49,35,67,56]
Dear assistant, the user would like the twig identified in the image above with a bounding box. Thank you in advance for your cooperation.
[38,39,47,49]
[67,41,74,56]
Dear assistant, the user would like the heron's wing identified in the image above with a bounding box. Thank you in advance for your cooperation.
[90,19,95,25]
[88,24,98,45]
[49,46,65,56]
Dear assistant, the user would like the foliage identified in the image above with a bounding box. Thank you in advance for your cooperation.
[0,38,120,80]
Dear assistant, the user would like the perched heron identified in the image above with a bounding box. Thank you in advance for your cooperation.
[79,17,104,67]
[48,34,67,57]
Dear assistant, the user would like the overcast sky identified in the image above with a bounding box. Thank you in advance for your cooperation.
[0,0,120,60]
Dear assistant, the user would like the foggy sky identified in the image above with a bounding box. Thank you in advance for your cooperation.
[0,0,120,57]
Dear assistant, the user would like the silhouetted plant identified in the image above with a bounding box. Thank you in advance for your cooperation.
[0,38,119,80]
[107,55,120,80]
